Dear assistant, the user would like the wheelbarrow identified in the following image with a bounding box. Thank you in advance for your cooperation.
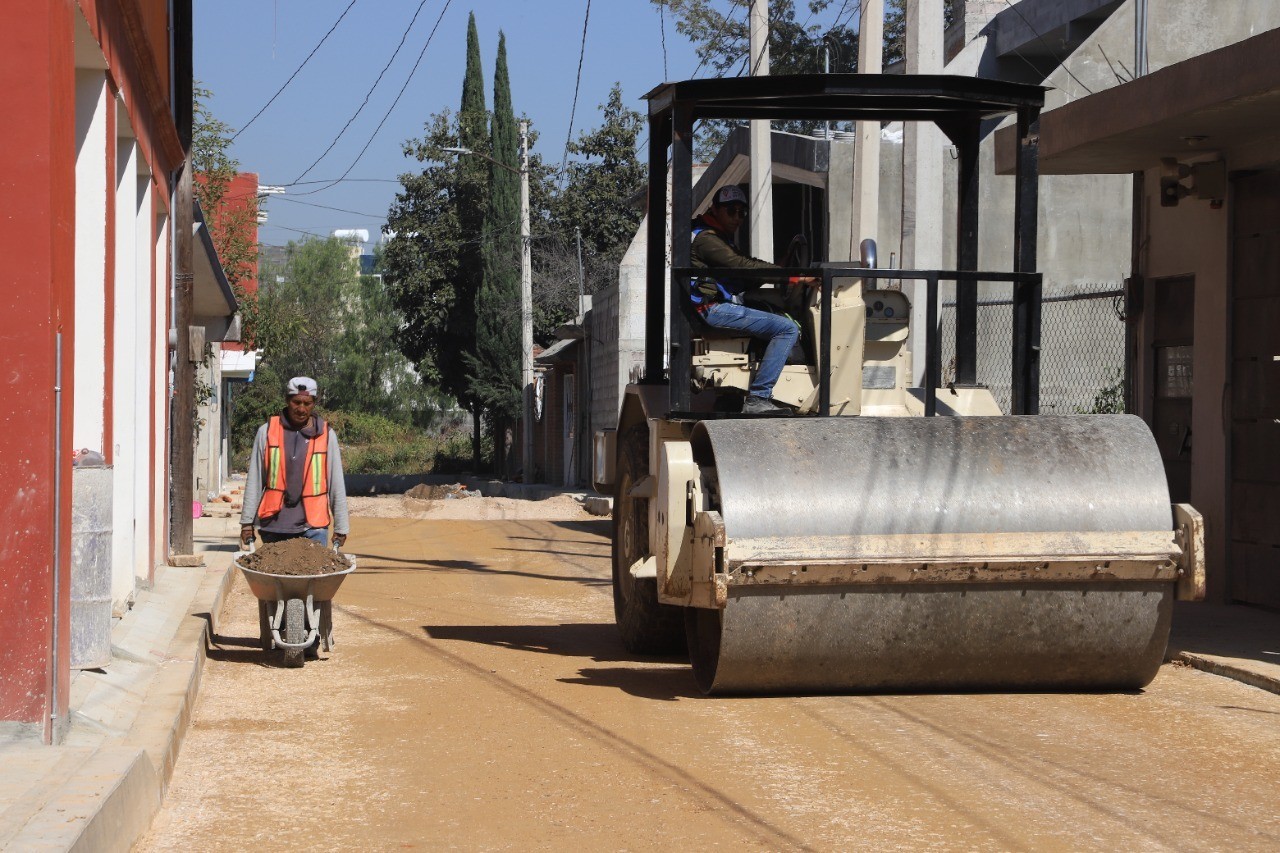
[234,549,356,668]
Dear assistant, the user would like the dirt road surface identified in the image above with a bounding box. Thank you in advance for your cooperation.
[140,496,1280,851]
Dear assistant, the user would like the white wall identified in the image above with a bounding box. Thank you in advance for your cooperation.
[111,127,139,610]
[73,69,108,453]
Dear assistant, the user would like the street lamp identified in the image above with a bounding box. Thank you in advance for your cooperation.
[441,120,533,485]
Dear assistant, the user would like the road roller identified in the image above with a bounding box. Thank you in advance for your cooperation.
[594,74,1204,694]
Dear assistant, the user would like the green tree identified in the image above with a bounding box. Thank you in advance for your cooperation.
[230,238,442,459]
[654,1,957,152]
[538,84,645,336]
[468,31,523,474]
[192,86,270,346]
[383,14,491,469]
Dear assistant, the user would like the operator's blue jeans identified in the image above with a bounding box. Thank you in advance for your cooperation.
[702,301,799,399]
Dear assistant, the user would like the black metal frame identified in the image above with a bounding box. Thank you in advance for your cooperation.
[643,73,1045,416]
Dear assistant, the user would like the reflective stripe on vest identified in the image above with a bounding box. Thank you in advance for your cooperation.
[257,416,331,528]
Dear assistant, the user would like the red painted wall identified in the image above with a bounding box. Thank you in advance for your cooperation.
[0,0,182,736]
[227,171,261,296]
[0,2,77,732]
[205,172,260,353]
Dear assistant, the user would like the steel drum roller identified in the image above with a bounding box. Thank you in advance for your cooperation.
[684,415,1176,694]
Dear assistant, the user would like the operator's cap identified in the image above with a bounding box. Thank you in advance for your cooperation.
[713,185,747,207]
[286,376,318,398]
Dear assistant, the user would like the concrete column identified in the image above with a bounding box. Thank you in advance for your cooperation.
[152,213,169,579]
[134,175,154,584]
[112,131,140,610]
[749,0,774,261]
[851,0,885,258]
[903,0,945,385]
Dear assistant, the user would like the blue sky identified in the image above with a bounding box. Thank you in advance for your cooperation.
[194,1,709,246]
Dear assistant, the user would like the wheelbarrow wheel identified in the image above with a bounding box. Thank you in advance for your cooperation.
[283,598,306,668]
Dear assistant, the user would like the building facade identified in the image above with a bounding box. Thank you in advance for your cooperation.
[1,1,234,743]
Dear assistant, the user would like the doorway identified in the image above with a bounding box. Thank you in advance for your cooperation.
[1151,276,1193,504]
[1229,170,1280,608]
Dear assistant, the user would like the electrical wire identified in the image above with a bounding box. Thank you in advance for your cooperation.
[290,0,434,185]
[274,196,389,219]
[286,178,403,186]
[286,0,456,197]
[558,0,593,187]
[999,0,1094,95]
[689,0,744,79]
[231,0,360,142]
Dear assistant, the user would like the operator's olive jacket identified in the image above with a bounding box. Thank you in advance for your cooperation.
[690,216,782,300]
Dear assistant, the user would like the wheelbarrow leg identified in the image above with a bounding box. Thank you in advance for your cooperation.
[258,600,273,652]
[320,600,334,651]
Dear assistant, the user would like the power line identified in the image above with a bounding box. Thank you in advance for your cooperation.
[559,0,594,187]
[690,0,744,79]
[1000,0,1094,94]
[286,0,456,197]
[286,177,403,186]
[262,222,331,239]
[231,0,359,142]
[273,196,388,219]
[290,0,434,184]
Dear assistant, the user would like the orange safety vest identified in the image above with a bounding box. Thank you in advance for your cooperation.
[257,415,331,528]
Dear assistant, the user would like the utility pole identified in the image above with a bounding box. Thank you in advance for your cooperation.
[748,0,774,261]
[575,227,585,311]
[519,120,533,486]
[903,0,944,386]
[171,157,195,555]
[852,0,884,256]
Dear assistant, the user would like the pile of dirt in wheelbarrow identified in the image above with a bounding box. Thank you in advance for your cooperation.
[239,538,349,576]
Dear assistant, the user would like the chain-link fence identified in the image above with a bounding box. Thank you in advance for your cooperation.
[939,285,1126,415]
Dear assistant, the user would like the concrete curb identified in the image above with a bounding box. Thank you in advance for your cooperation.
[1166,650,1280,696]
[67,561,236,852]
[1,518,238,853]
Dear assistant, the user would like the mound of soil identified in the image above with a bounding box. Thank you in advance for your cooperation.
[240,537,349,576]
[404,483,477,500]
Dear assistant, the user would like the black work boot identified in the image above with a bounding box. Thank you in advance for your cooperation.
[742,395,789,415]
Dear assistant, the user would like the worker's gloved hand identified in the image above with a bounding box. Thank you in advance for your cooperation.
[788,276,820,287]
[240,524,255,548]
[332,533,348,549]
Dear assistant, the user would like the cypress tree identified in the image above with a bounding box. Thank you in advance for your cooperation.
[467,30,523,476]
[455,12,489,467]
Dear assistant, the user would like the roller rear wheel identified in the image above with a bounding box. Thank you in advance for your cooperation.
[613,423,685,654]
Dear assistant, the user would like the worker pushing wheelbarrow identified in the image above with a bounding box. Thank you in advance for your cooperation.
[235,543,356,668]
[234,374,355,667]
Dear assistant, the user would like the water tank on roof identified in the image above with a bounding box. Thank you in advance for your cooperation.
[332,229,369,244]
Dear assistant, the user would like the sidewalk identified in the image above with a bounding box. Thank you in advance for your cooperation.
[1,515,1276,851]
[1168,601,1280,694]
[0,516,240,853]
